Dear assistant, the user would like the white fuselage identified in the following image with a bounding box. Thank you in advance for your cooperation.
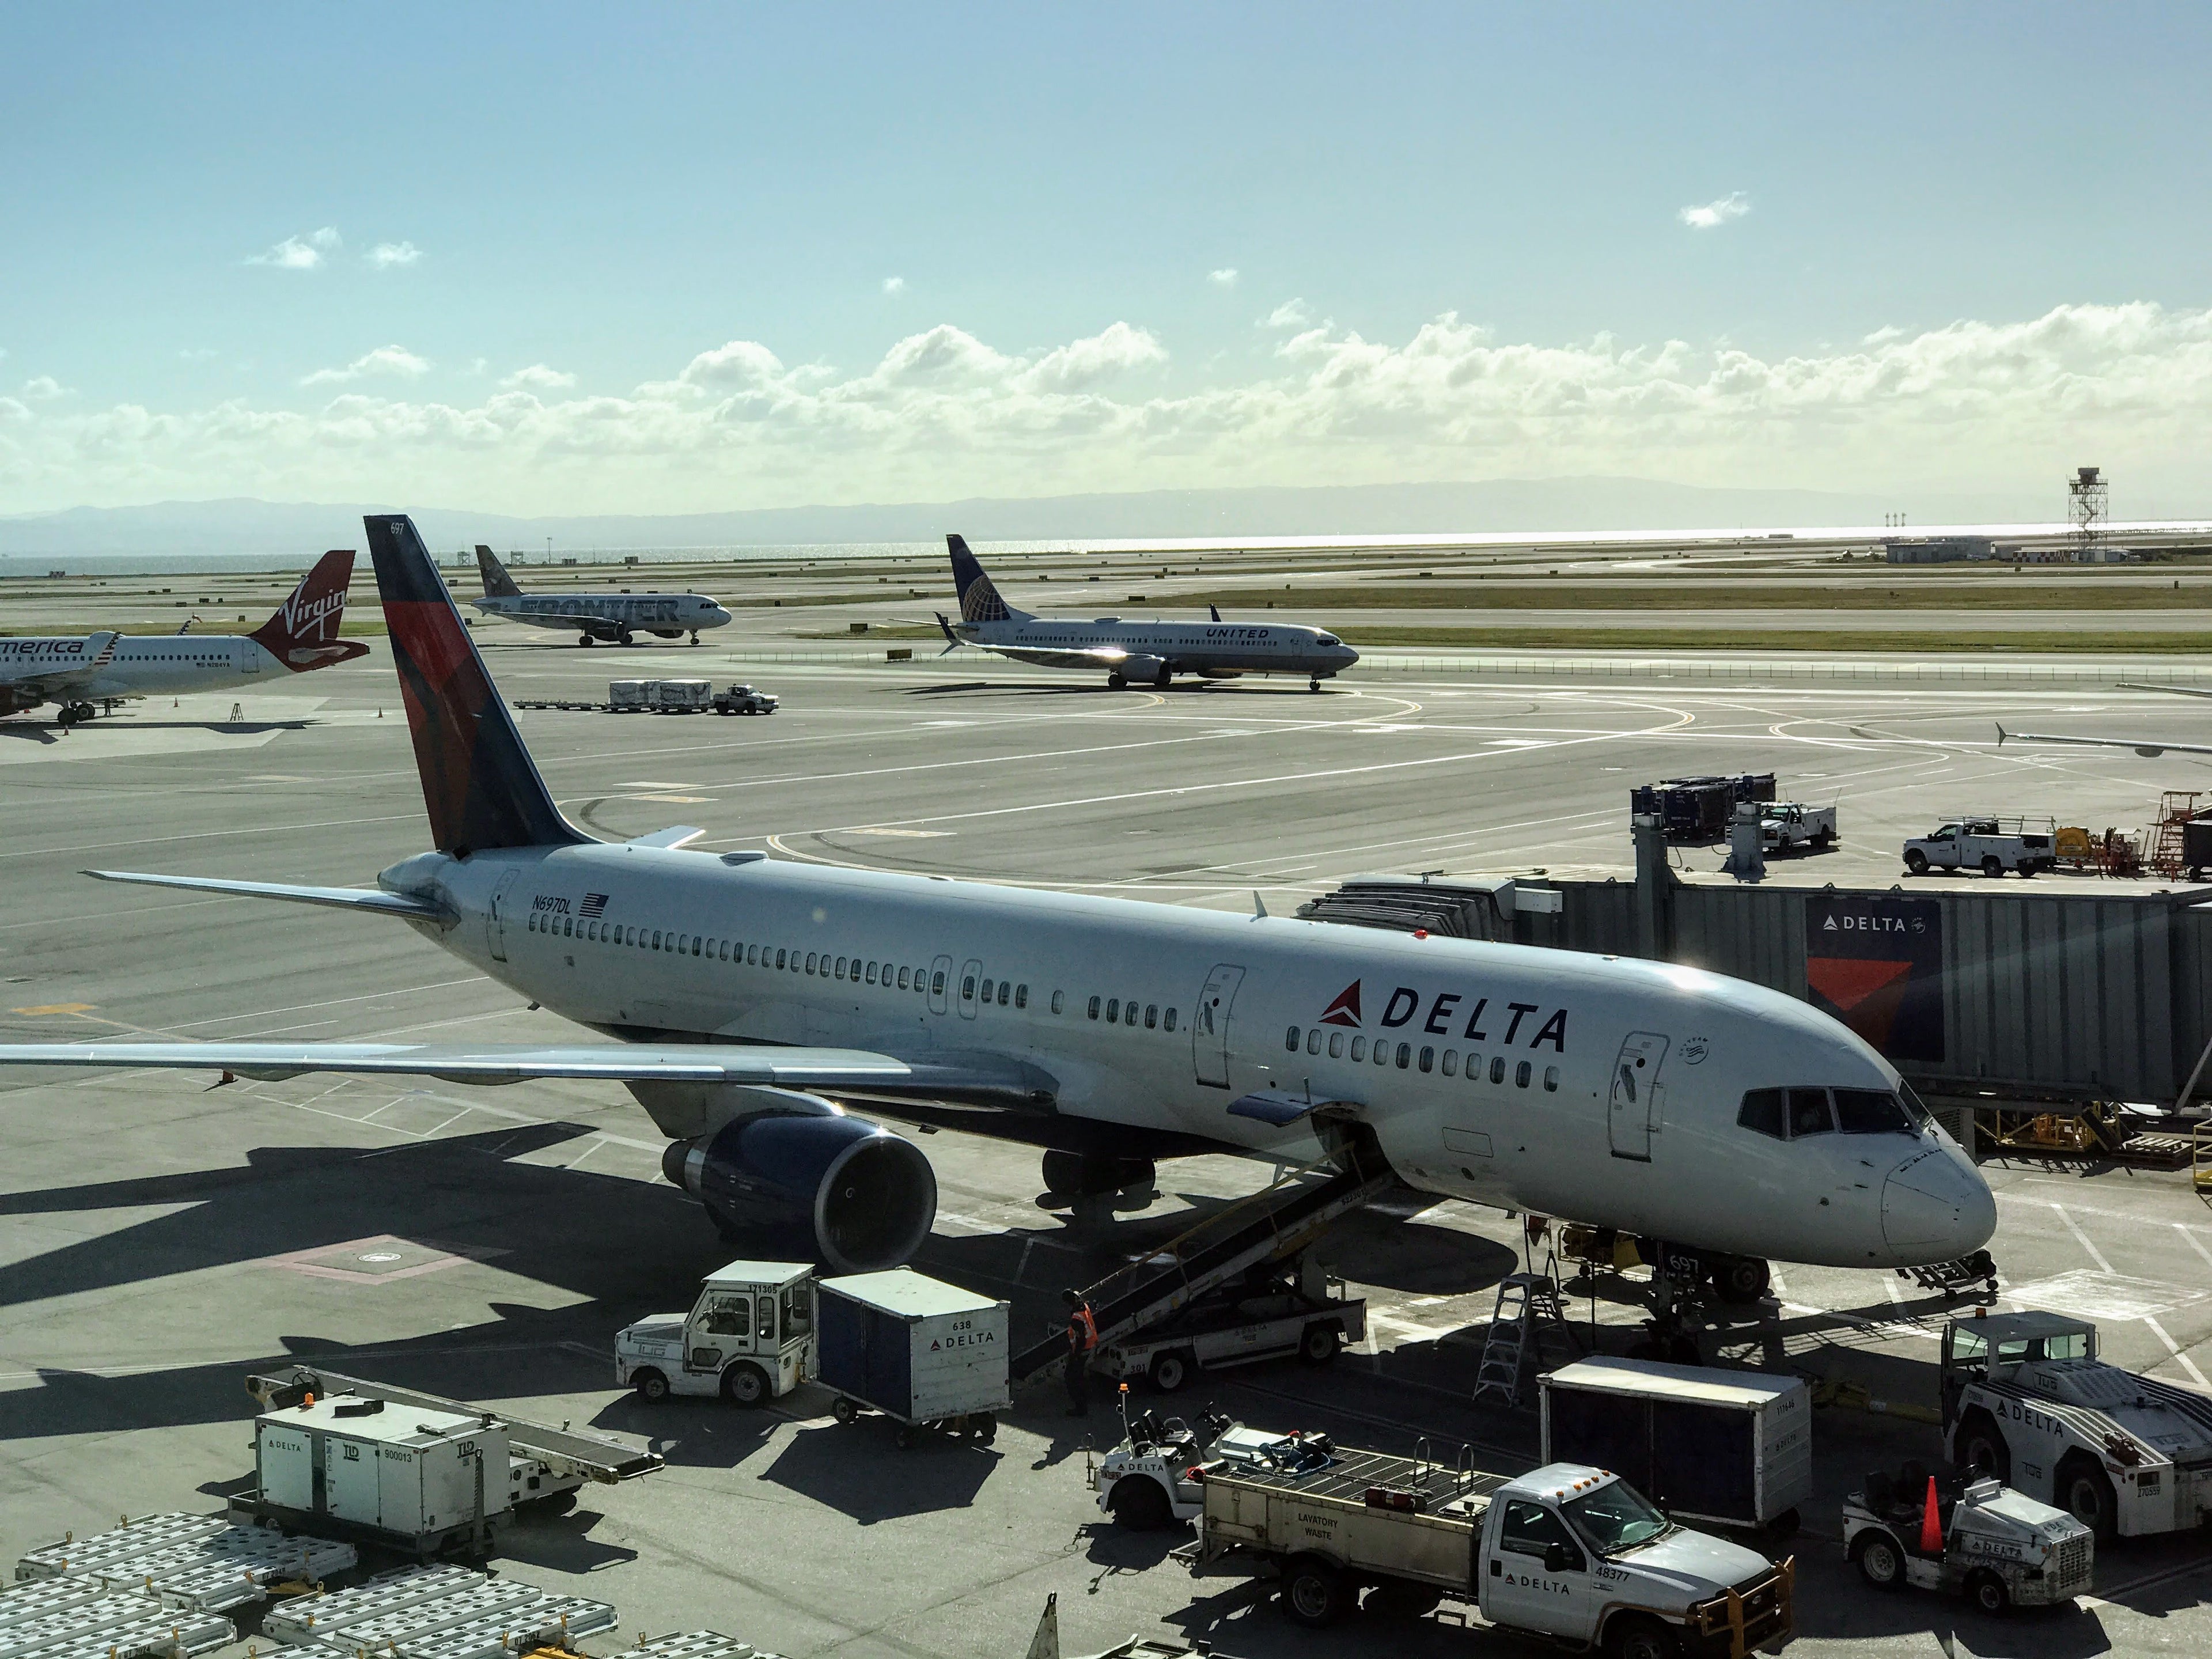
[955,615,1358,679]
[380,840,1995,1270]
[0,634,289,703]
[473,592,732,637]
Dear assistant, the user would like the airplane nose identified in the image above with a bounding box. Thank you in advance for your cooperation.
[1880,1142,1996,1260]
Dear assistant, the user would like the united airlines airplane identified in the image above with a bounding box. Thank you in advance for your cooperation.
[935,535,1360,690]
[472,546,732,646]
[0,516,1994,1309]
[0,550,366,726]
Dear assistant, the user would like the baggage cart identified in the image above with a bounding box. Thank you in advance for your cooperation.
[817,1268,1010,1447]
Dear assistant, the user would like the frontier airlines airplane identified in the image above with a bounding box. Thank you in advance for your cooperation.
[0,550,366,725]
[471,545,732,646]
[0,516,1994,1310]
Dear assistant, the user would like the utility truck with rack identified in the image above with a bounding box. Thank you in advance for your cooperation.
[1903,816,2056,878]
[1941,1310,2212,1539]
[1194,1434,1792,1658]
[1758,804,1837,855]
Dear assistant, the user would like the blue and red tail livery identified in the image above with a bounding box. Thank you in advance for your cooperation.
[366,513,585,854]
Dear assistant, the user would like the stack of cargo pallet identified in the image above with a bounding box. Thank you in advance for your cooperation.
[264,1565,615,1659]
[8,1513,357,1659]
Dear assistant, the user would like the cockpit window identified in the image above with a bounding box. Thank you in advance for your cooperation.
[1787,1088,1835,1138]
[1316,634,1340,646]
[1896,1080,1936,1128]
[1834,1088,1914,1134]
[1736,1088,1786,1139]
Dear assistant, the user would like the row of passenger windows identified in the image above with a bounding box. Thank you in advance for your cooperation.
[528,910,952,992]
[1088,996,1177,1032]
[1284,1024,1558,1092]
[521,910,1205,1041]
[1736,1085,1924,1141]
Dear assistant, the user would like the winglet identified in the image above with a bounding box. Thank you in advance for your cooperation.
[1252,890,1268,918]
[629,826,706,850]
[1994,724,2008,747]
[934,612,963,655]
[1210,604,1222,623]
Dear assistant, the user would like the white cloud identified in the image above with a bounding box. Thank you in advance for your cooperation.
[1263,298,1314,329]
[1678,192,1751,230]
[22,376,67,400]
[500,364,578,391]
[882,275,907,295]
[177,348,219,362]
[249,226,342,269]
[1209,267,1239,288]
[300,344,432,387]
[10,302,2212,514]
[367,241,422,269]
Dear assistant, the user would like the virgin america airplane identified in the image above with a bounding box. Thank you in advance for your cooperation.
[0,550,366,725]
[0,516,1994,1293]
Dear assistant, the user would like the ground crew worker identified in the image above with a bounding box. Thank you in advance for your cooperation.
[1062,1289,1099,1416]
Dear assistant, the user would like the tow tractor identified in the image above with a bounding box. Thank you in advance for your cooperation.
[616,1260,817,1406]
[1844,1463,2093,1615]
[1092,1391,1320,1530]
[1941,1309,2212,1538]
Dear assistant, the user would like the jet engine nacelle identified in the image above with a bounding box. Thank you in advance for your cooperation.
[661,1108,937,1272]
[0,685,42,717]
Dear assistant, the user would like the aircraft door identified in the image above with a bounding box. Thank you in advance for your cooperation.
[1192,964,1246,1088]
[957,957,982,1020]
[239,639,260,674]
[1608,1032,1669,1161]
[486,868,522,963]
[929,953,952,1015]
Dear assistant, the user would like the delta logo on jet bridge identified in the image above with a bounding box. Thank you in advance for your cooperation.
[1315,978,1569,1051]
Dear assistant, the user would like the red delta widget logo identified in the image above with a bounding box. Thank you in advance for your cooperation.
[1313,978,1568,1051]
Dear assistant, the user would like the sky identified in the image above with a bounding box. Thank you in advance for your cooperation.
[3,3,2211,520]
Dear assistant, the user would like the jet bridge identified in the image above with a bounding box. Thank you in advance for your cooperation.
[1010,1133,1395,1380]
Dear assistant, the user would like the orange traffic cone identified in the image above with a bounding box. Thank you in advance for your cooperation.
[1919,1475,1943,1554]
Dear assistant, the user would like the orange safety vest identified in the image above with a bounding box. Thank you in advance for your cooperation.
[1069,1304,1099,1352]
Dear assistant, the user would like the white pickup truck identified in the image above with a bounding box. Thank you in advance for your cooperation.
[1198,1442,1791,1659]
[1903,817,2056,877]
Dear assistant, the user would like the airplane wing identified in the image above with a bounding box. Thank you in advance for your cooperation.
[1995,724,2212,759]
[3,632,120,699]
[86,869,454,920]
[0,1038,1056,1107]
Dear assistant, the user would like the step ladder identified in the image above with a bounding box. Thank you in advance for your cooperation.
[1471,1270,1569,1409]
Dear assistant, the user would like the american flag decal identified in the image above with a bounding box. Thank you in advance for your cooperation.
[580,892,608,918]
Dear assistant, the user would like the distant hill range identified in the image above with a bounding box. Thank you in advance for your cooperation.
[0,477,2062,563]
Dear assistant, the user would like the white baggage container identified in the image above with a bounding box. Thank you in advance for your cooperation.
[1540,1355,1810,1531]
[254,1397,508,1550]
[817,1269,1009,1444]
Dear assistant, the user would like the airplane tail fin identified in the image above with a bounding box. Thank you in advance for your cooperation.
[368,514,588,854]
[475,544,524,599]
[946,533,1028,624]
[249,550,371,672]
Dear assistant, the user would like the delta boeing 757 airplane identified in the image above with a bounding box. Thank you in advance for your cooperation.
[0,516,1994,1314]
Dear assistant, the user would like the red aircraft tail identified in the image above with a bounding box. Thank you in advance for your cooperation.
[249,548,370,671]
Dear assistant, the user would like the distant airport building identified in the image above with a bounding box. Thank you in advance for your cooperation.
[1884,535,1995,563]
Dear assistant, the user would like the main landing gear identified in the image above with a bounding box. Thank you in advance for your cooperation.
[1107,672,1127,690]
[54,701,97,728]
[577,634,596,647]
[1042,1150,1156,1201]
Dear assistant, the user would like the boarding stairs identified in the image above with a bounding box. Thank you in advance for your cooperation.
[1010,1131,1395,1381]
[1470,1258,1571,1410]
